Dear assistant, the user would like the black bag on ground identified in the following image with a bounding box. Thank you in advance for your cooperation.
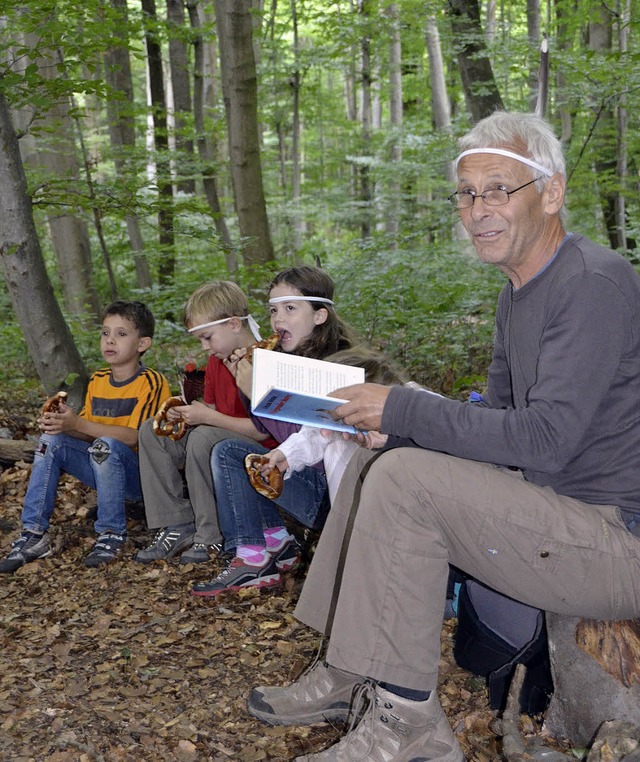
[453,579,554,714]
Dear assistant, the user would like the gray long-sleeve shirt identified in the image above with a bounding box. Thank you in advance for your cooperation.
[382,234,640,529]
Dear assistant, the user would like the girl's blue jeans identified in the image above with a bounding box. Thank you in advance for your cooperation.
[22,433,142,536]
[211,438,329,552]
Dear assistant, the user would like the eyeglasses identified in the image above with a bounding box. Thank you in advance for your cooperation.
[448,177,543,210]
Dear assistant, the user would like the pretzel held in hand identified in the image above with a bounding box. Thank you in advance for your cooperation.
[41,391,68,415]
[245,333,280,363]
[245,454,283,500]
[152,396,188,441]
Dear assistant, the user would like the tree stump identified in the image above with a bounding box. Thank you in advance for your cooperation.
[544,614,640,746]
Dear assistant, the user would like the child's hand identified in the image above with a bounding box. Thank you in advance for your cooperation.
[38,404,78,435]
[171,401,210,427]
[263,448,289,473]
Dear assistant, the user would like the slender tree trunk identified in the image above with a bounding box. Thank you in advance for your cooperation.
[215,0,274,266]
[103,0,153,289]
[358,0,372,240]
[186,0,236,272]
[166,0,196,194]
[142,0,176,284]
[385,3,402,244]
[0,92,88,406]
[290,0,304,252]
[447,0,504,122]
[526,0,541,110]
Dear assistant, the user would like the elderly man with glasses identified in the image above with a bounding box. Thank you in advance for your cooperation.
[246,112,640,761]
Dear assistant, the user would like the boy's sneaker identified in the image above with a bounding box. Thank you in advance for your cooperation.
[0,531,50,573]
[179,543,212,565]
[84,533,126,568]
[269,536,302,572]
[191,555,281,597]
[134,525,195,563]
[248,660,360,726]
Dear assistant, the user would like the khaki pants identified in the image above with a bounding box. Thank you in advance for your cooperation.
[138,419,256,546]
[295,448,640,692]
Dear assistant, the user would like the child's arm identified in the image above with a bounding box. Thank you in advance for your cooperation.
[272,426,333,476]
[39,405,139,448]
[168,400,272,441]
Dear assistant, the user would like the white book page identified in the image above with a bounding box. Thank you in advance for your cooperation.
[251,349,364,405]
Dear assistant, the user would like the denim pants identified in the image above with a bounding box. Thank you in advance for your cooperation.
[210,438,329,552]
[295,447,640,692]
[22,433,142,536]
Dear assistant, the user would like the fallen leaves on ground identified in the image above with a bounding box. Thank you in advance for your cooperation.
[0,398,570,761]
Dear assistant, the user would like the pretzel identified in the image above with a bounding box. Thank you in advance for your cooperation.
[152,396,188,441]
[245,454,284,500]
[41,391,68,415]
[245,333,280,363]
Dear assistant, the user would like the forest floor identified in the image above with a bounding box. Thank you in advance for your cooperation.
[0,394,571,762]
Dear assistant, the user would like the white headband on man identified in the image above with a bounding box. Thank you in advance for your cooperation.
[269,295,334,306]
[455,148,554,177]
[188,314,262,341]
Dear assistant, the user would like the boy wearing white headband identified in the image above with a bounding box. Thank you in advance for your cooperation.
[135,281,278,565]
[247,112,640,760]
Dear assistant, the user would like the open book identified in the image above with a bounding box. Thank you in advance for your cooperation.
[250,349,365,433]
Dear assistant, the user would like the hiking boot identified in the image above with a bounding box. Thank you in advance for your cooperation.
[84,533,126,568]
[191,555,280,597]
[269,536,302,572]
[134,525,195,563]
[248,660,360,725]
[294,684,465,761]
[0,531,50,573]
[179,542,215,565]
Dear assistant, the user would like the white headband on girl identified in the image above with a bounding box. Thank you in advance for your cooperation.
[455,148,553,177]
[269,295,334,306]
[188,314,262,341]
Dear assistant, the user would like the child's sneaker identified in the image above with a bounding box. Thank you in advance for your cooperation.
[0,531,50,573]
[179,543,212,565]
[84,533,126,568]
[191,556,281,597]
[134,525,195,563]
[269,536,302,572]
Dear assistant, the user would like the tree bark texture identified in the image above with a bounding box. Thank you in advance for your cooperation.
[186,0,235,270]
[545,613,640,746]
[215,0,274,265]
[142,0,176,284]
[0,93,88,406]
[104,0,152,289]
[447,0,504,122]
[166,0,196,194]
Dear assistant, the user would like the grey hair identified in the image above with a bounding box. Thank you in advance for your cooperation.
[457,112,566,181]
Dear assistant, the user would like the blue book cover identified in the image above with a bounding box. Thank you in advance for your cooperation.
[252,388,359,433]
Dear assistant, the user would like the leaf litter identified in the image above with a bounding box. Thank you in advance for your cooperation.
[0,398,569,761]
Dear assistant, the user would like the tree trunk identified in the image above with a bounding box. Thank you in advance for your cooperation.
[545,614,640,746]
[447,0,504,122]
[104,0,153,290]
[166,0,196,195]
[215,0,275,266]
[186,0,236,272]
[526,0,541,111]
[12,35,101,321]
[142,0,176,284]
[0,93,88,407]
[290,0,305,253]
[385,3,402,244]
[358,0,372,241]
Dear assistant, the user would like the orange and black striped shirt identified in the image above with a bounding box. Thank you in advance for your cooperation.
[79,366,171,431]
